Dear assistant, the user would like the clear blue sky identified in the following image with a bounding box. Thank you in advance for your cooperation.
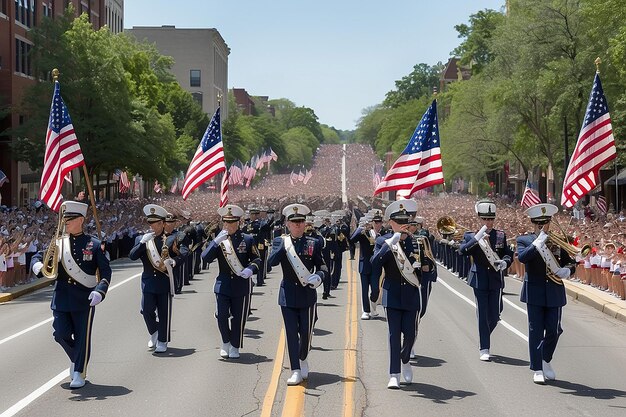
[124,1,505,131]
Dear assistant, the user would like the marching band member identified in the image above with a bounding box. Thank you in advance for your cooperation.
[459,199,513,361]
[201,205,260,359]
[516,204,575,384]
[370,200,436,389]
[129,204,187,354]
[268,203,328,385]
[164,213,187,295]
[349,209,383,319]
[31,201,112,389]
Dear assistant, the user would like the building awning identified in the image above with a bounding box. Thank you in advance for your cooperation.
[604,168,626,186]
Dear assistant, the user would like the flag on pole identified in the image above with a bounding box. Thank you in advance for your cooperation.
[0,169,8,188]
[119,171,130,193]
[561,72,617,208]
[181,107,226,200]
[290,170,296,186]
[39,81,85,212]
[373,100,443,197]
[520,180,542,208]
[303,169,313,185]
[298,169,305,182]
[170,177,178,194]
[154,180,162,194]
[220,171,229,208]
[270,147,278,162]
[597,195,607,216]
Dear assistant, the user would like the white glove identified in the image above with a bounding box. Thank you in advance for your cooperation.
[555,267,571,279]
[533,231,549,246]
[496,260,508,271]
[214,230,229,244]
[388,232,402,246]
[412,261,421,269]
[164,258,176,268]
[240,267,254,279]
[32,261,44,276]
[140,232,155,244]
[307,274,322,288]
[88,291,103,307]
[474,225,488,241]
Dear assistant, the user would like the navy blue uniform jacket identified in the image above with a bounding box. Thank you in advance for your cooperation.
[370,233,436,310]
[516,234,572,307]
[129,233,188,294]
[459,229,513,290]
[201,230,261,297]
[268,234,328,308]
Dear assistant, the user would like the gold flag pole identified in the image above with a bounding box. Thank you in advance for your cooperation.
[52,69,102,240]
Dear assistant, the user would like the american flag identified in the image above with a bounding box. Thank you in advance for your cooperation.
[298,169,305,182]
[373,100,443,197]
[372,164,384,189]
[39,81,85,212]
[270,147,278,161]
[170,176,178,194]
[112,169,122,181]
[181,107,226,200]
[303,169,313,184]
[290,170,296,186]
[220,171,229,208]
[229,160,243,185]
[520,180,541,208]
[561,73,616,208]
[597,195,607,216]
[154,180,162,194]
[0,169,8,188]
[119,171,130,193]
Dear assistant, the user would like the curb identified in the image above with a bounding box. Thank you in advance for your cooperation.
[563,280,626,324]
[0,278,54,303]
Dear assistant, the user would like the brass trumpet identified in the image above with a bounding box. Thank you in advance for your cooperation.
[41,205,66,280]
[436,216,469,241]
[543,216,592,258]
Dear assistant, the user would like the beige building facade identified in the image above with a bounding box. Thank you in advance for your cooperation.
[126,26,230,118]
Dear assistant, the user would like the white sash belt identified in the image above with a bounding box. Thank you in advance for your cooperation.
[284,236,311,287]
[220,238,245,276]
[533,240,562,282]
[478,237,501,269]
[61,236,97,288]
[385,237,420,288]
[147,237,175,295]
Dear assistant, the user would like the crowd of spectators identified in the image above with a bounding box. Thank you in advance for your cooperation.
[1,144,625,300]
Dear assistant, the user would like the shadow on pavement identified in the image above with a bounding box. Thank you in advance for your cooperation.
[312,328,332,336]
[489,355,529,367]
[221,353,272,365]
[244,328,264,339]
[551,380,626,400]
[404,383,476,403]
[152,347,196,358]
[66,382,132,400]
[304,371,346,390]
[412,355,446,368]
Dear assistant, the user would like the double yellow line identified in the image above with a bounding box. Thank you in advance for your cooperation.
[260,258,359,416]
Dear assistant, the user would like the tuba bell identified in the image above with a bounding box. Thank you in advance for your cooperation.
[436,216,468,241]
[41,205,66,280]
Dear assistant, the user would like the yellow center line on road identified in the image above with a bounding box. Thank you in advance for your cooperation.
[343,257,358,417]
[260,328,286,417]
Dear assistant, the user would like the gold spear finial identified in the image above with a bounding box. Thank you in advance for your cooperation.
[595,57,601,73]
[217,91,223,106]
[52,68,60,81]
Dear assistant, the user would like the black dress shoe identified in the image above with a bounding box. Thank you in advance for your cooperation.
[322,293,329,300]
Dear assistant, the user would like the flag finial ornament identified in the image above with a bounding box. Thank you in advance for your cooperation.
[52,68,59,81]
[595,57,601,73]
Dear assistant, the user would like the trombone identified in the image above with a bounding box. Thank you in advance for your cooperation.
[41,205,66,279]
[436,216,469,241]
[545,216,592,258]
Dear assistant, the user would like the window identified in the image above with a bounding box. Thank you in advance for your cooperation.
[191,92,203,107]
[15,0,36,28]
[190,70,201,87]
[1,0,8,15]
[15,38,32,76]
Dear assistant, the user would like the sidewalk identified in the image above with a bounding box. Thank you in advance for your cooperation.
[0,278,54,303]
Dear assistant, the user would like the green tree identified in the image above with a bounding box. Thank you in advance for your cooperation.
[383,63,442,108]
[282,106,323,143]
[453,9,506,74]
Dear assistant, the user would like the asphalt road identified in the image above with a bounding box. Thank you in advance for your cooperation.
[1,256,625,417]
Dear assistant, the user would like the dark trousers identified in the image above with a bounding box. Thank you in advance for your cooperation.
[194,247,203,274]
[141,292,172,343]
[359,272,372,312]
[281,304,316,370]
[331,252,342,287]
[216,293,250,348]
[419,280,433,319]
[385,307,420,374]
[527,305,563,371]
[474,288,503,350]
[257,248,267,285]
[174,264,184,293]
[185,253,193,283]
[349,242,356,259]
[53,308,95,375]
[322,252,332,295]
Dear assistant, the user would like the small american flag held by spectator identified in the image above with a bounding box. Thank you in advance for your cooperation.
[521,180,541,208]
[597,195,607,216]
[119,171,130,193]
